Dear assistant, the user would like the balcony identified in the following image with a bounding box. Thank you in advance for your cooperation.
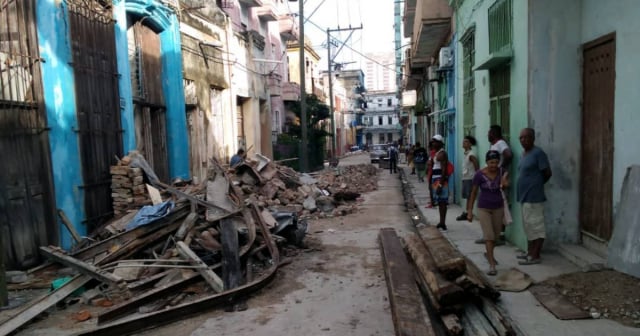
[282,81,300,101]
[278,14,299,41]
[239,0,263,7]
[410,0,452,69]
[403,48,421,90]
[403,0,417,38]
[255,1,280,21]
[268,73,282,96]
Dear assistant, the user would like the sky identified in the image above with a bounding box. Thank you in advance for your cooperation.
[290,0,398,71]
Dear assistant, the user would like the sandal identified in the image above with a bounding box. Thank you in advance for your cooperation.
[486,268,497,276]
[518,257,541,265]
[516,253,528,260]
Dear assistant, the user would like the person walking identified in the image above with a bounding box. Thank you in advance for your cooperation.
[407,145,416,174]
[516,128,552,265]
[413,142,428,182]
[388,142,399,174]
[475,125,513,245]
[429,135,451,231]
[457,135,479,221]
[466,150,510,276]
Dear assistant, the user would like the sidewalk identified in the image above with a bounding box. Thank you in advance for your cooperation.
[401,163,640,336]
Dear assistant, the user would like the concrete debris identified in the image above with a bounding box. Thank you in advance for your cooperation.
[229,162,377,218]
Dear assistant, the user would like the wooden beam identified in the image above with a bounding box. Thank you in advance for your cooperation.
[98,272,201,324]
[459,302,499,336]
[58,209,83,244]
[40,247,126,292]
[405,233,465,307]
[379,228,436,336]
[220,218,241,290]
[175,212,198,241]
[478,297,517,336]
[0,275,91,336]
[417,226,466,280]
[176,241,223,292]
[463,257,501,301]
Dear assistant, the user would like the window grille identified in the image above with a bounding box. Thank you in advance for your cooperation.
[489,65,511,142]
[461,28,475,135]
[488,0,512,54]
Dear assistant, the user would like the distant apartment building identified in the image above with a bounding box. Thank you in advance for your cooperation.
[363,91,401,145]
[364,52,396,92]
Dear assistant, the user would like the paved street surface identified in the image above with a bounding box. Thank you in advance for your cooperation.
[143,153,640,336]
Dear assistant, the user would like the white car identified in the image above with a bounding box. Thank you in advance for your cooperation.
[369,144,389,163]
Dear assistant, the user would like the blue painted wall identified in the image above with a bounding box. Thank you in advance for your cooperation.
[37,0,86,249]
[114,0,136,153]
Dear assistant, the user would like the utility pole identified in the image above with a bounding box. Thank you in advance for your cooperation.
[326,25,362,157]
[297,0,308,172]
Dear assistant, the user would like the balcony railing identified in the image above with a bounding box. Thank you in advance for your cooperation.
[256,1,279,21]
[278,13,299,41]
[282,81,300,101]
[267,72,282,96]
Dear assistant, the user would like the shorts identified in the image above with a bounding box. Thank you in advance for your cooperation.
[478,207,504,241]
[522,202,546,240]
[431,177,449,205]
[461,179,472,199]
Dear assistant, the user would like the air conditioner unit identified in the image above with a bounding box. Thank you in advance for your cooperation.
[439,47,453,67]
[427,66,439,82]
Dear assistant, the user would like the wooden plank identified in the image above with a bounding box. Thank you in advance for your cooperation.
[98,272,201,324]
[39,246,127,293]
[58,209,82,243]
[379,228,436,336]
[174,212,198,241]
[220,218,241,290]
[441,314,463,336]
[478,297,517,336]
[417,226,466,280]
[405,233,465,307]
[463,257,501,301]
[176,241,223,292]
[459,303,499,336]
[0,275,91,336]
[529,285,591,320]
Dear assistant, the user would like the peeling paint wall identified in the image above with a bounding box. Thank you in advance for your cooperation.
[527,0,582,244]
[37,0,86,249]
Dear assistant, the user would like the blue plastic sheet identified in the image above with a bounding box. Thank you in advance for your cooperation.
[125,201,175,231]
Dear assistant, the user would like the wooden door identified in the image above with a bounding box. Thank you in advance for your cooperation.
[580,33,616,241]
[69,1,123,232]
[0,0,57,269]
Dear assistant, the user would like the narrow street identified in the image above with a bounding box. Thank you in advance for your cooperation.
[143,153,407,335]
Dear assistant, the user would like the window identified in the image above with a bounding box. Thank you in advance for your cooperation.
[387,133,393,142]
[489,65,510,142]
[378,116,383,125]
[461,27,475,135]
[379,134,385,143]
[387,98,392,106]
[388,116,392,125]
[488,0,512,53]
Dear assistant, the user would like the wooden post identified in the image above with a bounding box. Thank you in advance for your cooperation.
[220,218,241,290]
[176,241,223,292]
[0,236,7,307]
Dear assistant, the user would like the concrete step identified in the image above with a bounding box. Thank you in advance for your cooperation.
[557,244,608,272]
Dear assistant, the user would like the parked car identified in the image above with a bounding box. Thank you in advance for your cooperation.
[369,144,389,163]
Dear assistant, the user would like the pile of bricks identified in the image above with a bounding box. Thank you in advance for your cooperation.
[110,165,149,218]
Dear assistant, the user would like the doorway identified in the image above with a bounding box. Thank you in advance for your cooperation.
[580,33,616,242]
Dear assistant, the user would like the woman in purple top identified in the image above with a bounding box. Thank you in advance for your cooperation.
[466,150,510,276]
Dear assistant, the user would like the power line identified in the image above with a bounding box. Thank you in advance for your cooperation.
[305,17,417,80]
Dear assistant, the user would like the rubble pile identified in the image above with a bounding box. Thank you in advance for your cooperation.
[0,154,380,335]
[110,161,150,218]
[231,160,378,219]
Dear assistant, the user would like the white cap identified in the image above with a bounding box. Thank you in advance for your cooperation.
[432,134,444,142]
